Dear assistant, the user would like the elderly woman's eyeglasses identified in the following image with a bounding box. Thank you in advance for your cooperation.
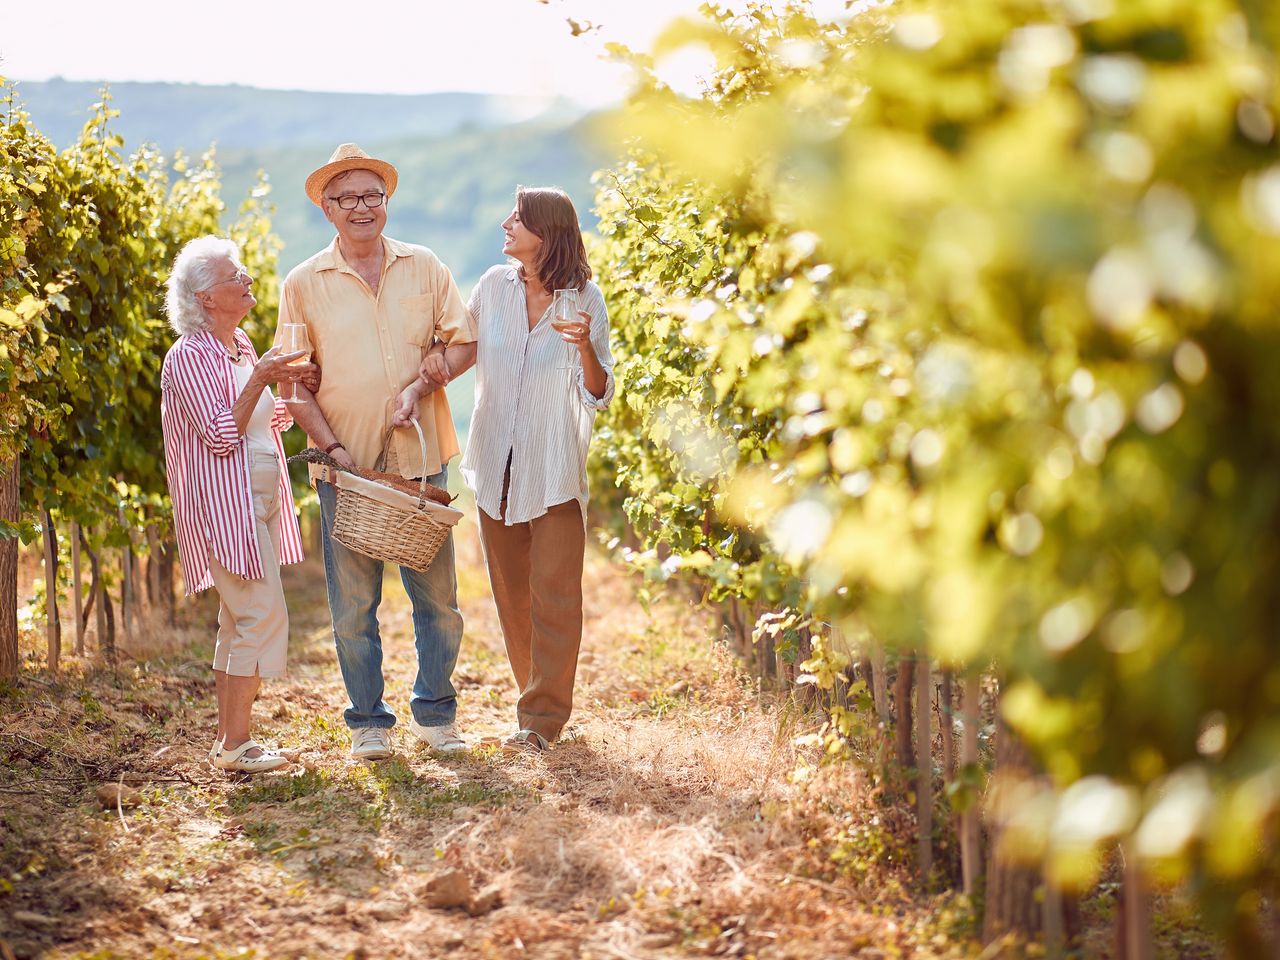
[327,192,387,210]
[209,268,252,288]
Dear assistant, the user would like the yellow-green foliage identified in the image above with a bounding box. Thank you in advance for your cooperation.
[0,84,281,547]
[590,0,1280,940]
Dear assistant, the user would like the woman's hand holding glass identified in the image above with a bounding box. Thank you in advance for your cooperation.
[251,346,316,392]
[554,310,593,348]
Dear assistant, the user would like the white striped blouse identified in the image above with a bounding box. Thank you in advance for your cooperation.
[459,265,615,525]
[160,328,305,594]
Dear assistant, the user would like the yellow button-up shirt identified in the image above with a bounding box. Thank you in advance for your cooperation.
[276,236,476,482]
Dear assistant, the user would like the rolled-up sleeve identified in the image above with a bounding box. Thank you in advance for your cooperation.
[164,348,241,457]
[434,260,477,345]
[575,285,615,410]
[270,396,294,431]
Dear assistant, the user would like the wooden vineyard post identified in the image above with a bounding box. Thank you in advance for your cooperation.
[895,657,915,768]
[90,535,111,663]
[41,507,60,673]
[939,669,956,887]
[940,671,955,782]
[71,520,85,655]
[725,598,743,659]
[119,507,133,643]
[916,655,932,877]
[146,525,161,608]
[871,644,889,723]
[982,694,1081,947]
[0,453,19,680]
[1045,882,1066,959]
[961,673,982,896]
[159,535,177,626]
[1119,844,1153,960]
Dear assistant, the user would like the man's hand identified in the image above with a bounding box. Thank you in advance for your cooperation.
[300,362,322,394]
[331,446,356,470]
[392,379,426,428]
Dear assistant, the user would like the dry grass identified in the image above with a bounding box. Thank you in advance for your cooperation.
[0,523,1223,960]
[2,523,868,960]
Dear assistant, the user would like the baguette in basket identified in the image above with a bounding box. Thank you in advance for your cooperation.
[290,447,453,506]
[287,418,462,573]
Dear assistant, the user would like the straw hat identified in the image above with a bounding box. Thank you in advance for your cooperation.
[304,143,399,207]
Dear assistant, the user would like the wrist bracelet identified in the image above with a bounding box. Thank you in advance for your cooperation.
[324,441,346,455]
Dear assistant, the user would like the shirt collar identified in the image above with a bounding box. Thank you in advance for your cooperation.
[187,327,249,360]
[315,235,414,273]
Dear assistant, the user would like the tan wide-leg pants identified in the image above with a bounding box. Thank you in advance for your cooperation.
[478,495,585,744]
[209,450,288,678]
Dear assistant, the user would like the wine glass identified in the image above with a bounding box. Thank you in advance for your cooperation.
[549,288,580,369]
[280,323,311,404]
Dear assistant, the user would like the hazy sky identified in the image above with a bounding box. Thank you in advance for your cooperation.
[0,0,713,106]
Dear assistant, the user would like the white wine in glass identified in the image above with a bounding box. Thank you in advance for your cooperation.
[550,288,580,369]
[280,323,311,404]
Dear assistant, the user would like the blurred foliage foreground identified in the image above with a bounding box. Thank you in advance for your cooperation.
[587,0,1280,946]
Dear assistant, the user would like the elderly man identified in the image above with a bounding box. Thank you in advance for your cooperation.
[278,143,477,760]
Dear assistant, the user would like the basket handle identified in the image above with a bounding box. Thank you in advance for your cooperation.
[374,416,432,508]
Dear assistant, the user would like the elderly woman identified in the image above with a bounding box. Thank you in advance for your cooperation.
[395,186,614,753]
[160,236,316,773]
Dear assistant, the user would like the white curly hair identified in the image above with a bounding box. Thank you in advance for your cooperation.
[164,236,243,337]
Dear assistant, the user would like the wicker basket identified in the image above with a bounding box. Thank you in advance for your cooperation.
[329,418,463,573]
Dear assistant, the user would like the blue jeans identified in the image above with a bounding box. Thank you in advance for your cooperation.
[317,473,463,730]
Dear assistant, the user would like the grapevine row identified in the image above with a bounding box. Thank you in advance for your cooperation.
[0,84,282,672]
[587,0,1280,950]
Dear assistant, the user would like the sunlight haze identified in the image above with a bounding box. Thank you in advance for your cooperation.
[1,0,712,105]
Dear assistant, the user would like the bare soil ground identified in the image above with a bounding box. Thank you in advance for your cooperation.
[0,523,1220,959]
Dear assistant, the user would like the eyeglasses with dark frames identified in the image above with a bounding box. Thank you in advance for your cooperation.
[326,192,387,210]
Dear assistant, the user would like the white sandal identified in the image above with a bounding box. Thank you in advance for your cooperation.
[214,740,289,773]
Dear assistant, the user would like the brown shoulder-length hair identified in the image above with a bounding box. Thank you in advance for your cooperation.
[515,186,592,292]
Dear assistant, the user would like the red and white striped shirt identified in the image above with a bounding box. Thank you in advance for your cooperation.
[160,328,304,595]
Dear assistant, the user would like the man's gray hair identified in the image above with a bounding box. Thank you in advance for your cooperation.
[325,168,387,198]
[164,236,242,337]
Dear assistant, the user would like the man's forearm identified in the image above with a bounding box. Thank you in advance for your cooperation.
[285,387,340,448]
[444,342,477,379]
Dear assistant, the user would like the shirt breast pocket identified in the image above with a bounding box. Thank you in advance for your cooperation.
[399,294,436,348]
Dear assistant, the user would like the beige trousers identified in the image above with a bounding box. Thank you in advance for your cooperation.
[479,494,585,743]
[209,450,289,678]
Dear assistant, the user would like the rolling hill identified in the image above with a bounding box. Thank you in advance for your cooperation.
[13,78,585,154]
[11,78,615,284]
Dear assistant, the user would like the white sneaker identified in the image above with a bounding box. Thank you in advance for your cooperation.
[351,727,392,760]
[214,740,289,773]
[409,721,467,753]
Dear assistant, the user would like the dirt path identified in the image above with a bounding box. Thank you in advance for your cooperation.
[0,520,1224,959]
[2,521,883,960]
